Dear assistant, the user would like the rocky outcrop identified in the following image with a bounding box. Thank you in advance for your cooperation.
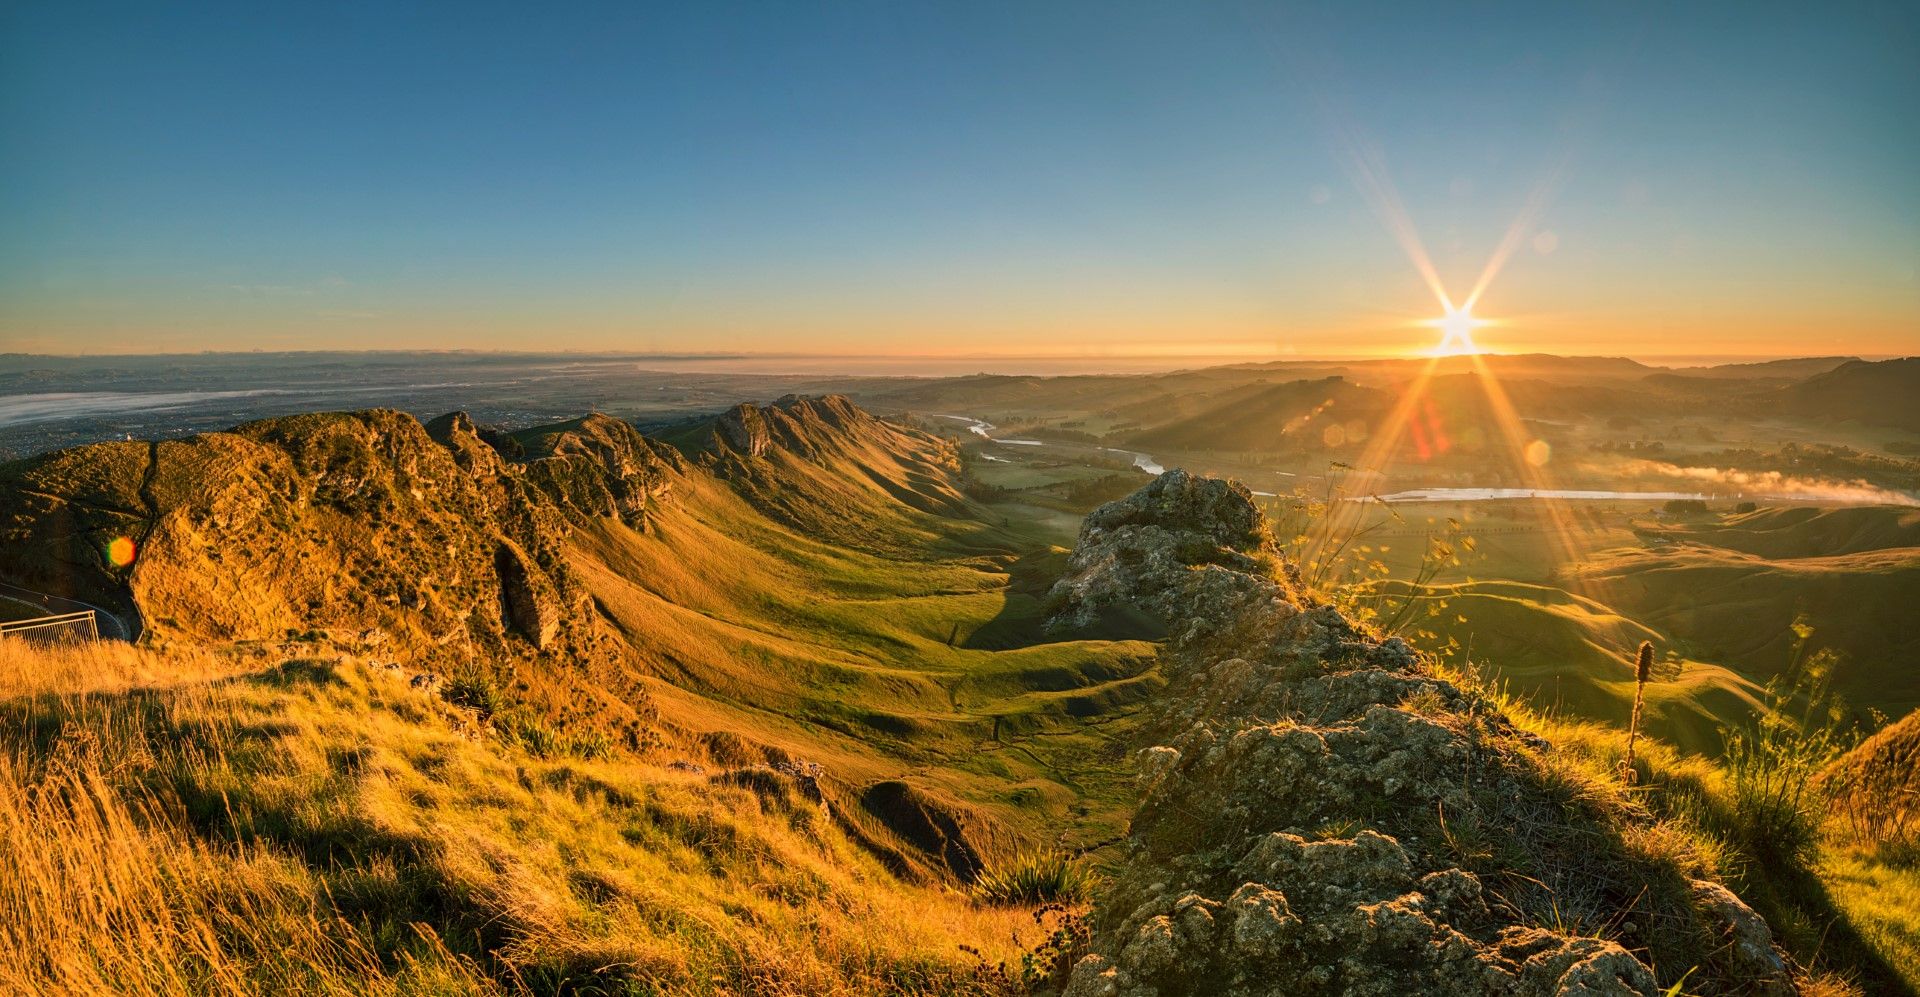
[1051,472,1794,997]
[1689,880,1793,995]
[1046,470,1275,633]
[707,393,918,463]
[517,413,684,530]
[425,411,512,477]
[714,402,774,458]
[698,394,973,545]
[494,539,560,648]
[0,409,642,669]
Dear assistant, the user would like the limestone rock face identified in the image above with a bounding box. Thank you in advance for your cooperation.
[1050,472,1795,997]
[1079,468,1266,549]
[425,411,511,477]
[1045,469,1277,636]
[698,394,972,546]
[708,393,900,462]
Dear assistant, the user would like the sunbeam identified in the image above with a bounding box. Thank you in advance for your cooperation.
[1305,354,1442,572]
[1427,307,1487,356]
[1461,150,1574,312]
[1294,108,1614,625]
[1465,351,1599,594]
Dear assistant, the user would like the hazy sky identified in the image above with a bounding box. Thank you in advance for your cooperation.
[2,1,1916,359]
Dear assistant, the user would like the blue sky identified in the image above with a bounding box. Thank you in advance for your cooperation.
[2,1,1915,358]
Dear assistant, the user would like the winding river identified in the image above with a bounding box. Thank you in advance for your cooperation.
[935,414,1167,476]
[932,415,1915,507]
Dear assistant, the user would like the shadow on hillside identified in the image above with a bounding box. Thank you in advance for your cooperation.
[959,548,1164,651]
[1745,858,1917,997]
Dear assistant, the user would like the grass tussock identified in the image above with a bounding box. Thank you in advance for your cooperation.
[1822,706,1920,865]
[0,637,1051,996]
[970,849,1093,906]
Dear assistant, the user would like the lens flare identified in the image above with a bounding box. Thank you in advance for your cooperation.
[1427,307,1486,356]
[107,536,137,567]
[1285,88,1607,617]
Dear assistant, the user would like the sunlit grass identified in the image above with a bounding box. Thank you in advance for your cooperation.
[1820,846,1920,986]
[0,724,493,996]
[0,641,1050,995]
[1431,650,1906,996]
[0,636,261,699]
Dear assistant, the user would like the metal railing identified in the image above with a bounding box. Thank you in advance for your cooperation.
[0,610,100,644]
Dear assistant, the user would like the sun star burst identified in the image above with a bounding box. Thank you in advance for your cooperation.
[1428,307,1486,357]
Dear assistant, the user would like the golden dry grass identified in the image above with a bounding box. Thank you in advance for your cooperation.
[0,738,494,996]
[0,636,261,699]
[0,639,1051,996]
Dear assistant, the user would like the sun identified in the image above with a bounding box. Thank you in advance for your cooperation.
[1427,306,1486,356]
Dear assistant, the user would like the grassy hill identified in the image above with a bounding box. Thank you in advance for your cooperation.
[6,395,1915,994]
[1673,356,1861,381]
[1328,503,1920,753]
[1637,505,1920,558]
[1774,357,1920,433]
[0,639,1049,995]
[1576,511,1920,718]
[0,395,1166,994]
[1376,579,1766,754]
[1117,377,1383,454]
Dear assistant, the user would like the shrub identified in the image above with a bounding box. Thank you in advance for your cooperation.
[495,710,562,758]
[493,709,614,761]
[971,849,1091,906]
[1721,647,1855,867]
[441,668,504,720]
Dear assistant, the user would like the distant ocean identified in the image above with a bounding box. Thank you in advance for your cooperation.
[557,354,1283,376]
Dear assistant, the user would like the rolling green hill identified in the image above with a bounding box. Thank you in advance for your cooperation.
[1341,504,1920,751]
[1636,505,1920,559]
[1577,515,1920,717]
[1377,579,1766,754]
[5,394,1912,994]
[1774,357,1920,433]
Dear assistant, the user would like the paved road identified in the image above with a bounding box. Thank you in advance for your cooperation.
[0,579,133,641]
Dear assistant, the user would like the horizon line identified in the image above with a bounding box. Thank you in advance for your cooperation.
[1,348,1900,366]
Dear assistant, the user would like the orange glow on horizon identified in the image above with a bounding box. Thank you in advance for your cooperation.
[1425,307,1489,357]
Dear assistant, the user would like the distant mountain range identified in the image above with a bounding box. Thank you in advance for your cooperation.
[856,354,1920,450]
